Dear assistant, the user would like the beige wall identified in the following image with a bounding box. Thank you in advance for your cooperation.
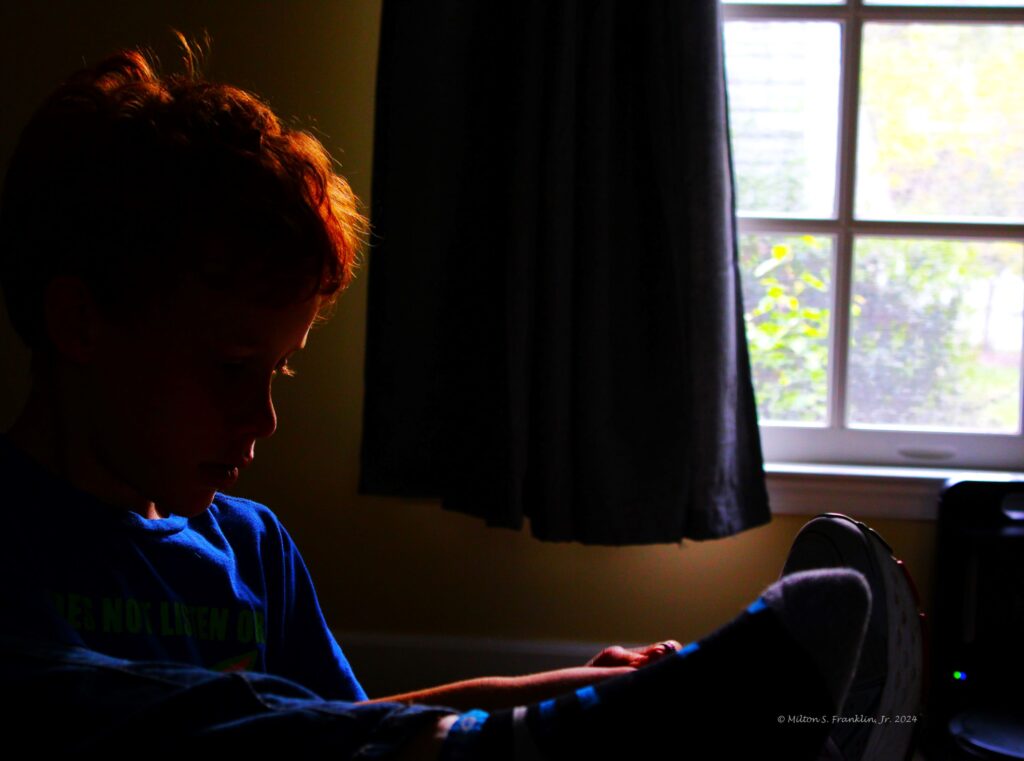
[0,0,936,649]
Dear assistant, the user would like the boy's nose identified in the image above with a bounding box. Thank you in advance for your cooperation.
[254,391,278,439]
[236,385,278,440]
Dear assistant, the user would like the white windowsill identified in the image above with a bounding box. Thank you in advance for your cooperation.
[764,462,1024,520]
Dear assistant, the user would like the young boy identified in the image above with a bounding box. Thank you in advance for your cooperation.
[0,45,913,759]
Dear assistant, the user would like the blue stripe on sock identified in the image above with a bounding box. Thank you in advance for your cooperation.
[746,597,767,615]
[451,709,490,737]
[576,685,600,708]
[539,699,556,720]
[677,641,699,657]
[442,709,491,761]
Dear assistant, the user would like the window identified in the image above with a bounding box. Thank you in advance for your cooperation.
[723,0,1024,472]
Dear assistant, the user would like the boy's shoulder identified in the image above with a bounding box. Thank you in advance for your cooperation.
[207,492,293,544]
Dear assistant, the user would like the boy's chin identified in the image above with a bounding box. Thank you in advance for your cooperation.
[161,490,218,519]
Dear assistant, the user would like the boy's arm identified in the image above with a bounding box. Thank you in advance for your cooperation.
[362,665,635,711]
[362,641,681,711]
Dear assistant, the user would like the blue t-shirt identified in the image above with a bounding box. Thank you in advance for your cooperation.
[0,435,367,702]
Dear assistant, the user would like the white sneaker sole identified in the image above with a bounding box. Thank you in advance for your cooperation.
[783,513,926,761]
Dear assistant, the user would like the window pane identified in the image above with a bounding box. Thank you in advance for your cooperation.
[740,234,834,424]
[725,22,842,218]
[848,238,1024,432]
[857,24,1024,222]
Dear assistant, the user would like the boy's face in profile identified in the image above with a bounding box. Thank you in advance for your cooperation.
[77,271,320,520]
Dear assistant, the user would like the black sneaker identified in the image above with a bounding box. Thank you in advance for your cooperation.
[782,513,925,761]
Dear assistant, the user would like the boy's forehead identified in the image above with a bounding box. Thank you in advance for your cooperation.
[159,274,318,350]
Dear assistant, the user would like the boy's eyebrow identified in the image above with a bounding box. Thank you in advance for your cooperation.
[217,340,307,355]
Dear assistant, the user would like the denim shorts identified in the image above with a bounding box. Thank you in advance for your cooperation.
[0,635,455,757]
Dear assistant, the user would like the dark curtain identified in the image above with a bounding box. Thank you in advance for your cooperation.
[360,0,770,544]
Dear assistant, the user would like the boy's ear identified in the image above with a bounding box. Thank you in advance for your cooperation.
[43,276,103,363]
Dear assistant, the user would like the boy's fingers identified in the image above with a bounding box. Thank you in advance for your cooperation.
[587,640,682,668]
[586,646,638,667]
[633,640,682,664]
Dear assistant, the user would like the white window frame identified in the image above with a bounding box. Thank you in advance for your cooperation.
[723,1,1024,506]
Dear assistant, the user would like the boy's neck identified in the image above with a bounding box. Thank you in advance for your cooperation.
[8,375,168,520]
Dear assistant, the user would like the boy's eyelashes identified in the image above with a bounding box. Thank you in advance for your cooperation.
[219,357,297,379]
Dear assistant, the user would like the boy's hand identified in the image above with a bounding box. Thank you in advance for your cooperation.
[585,640,681,669]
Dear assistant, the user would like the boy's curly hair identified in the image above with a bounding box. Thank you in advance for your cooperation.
[0,38,365,350]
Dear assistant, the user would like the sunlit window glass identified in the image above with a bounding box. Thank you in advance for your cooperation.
[848,238,1024,432]
[740,234,835,424]
[857,24,1024,222]
[725,22,842,218]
